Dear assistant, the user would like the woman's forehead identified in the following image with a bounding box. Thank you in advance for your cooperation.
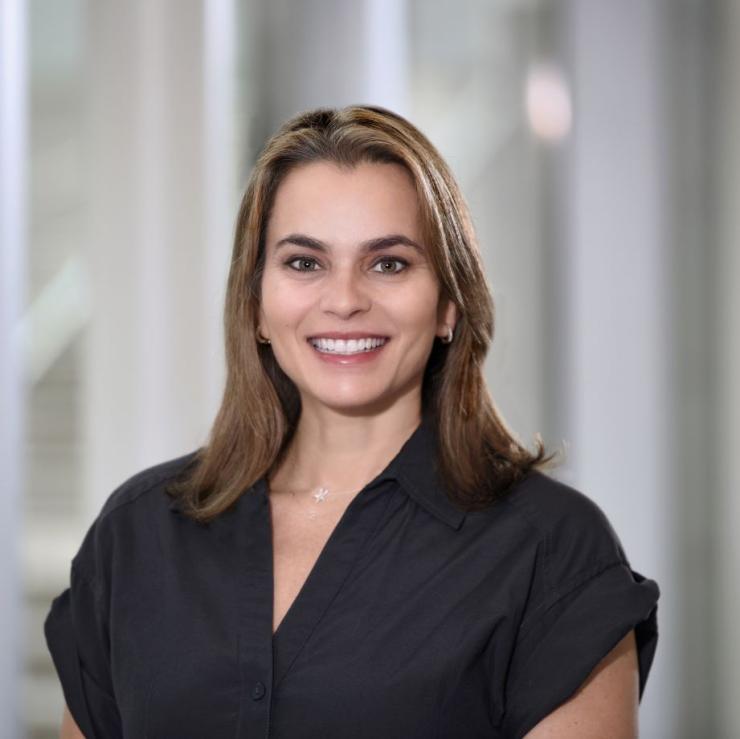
[266,160,424,248]
[272,160,417,206]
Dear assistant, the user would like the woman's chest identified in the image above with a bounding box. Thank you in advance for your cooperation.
[269,497,349,636]
[107,488,526,738]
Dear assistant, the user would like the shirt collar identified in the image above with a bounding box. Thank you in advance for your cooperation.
[383,411,467,531]
[169,413,466,530]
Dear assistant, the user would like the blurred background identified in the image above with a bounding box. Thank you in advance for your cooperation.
[1,0,737,737]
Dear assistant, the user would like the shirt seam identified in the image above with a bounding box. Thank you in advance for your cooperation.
[496,494,554,605]
[499,486,623,616]
[517,558,629,637]
[68,460,192,599]
[71,558,107,600]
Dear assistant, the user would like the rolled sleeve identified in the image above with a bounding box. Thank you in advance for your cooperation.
[44,563,123,739]
[501,559,660,738]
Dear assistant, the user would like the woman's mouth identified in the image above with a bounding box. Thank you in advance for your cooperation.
[308,337,389,355]
[306,336,390,365]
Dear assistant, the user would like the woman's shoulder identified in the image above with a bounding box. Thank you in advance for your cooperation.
[502,469,617,531]
[98,449,200,520]
[70,450,200,581]
[488,469,630,568]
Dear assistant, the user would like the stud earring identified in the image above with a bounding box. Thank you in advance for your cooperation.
[441,326,454,344]
[257,330,271,345]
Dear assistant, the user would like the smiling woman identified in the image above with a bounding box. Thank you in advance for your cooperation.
[257,158,451,410]
[45,105,659,739]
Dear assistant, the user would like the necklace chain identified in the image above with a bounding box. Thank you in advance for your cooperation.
[271,485,360,520]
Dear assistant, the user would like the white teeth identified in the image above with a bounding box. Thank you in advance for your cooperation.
[310,337,387,354]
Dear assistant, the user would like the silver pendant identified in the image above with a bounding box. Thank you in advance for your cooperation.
[312,486,330,503]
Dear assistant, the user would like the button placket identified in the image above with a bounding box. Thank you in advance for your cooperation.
[237,480,275,738]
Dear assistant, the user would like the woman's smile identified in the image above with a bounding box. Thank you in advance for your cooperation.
[307,335,391,365]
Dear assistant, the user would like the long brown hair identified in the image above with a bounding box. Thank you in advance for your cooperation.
[168,104,561,522]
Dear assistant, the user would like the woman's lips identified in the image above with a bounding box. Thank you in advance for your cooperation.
[307,337,390,365]
[307,335,390,341]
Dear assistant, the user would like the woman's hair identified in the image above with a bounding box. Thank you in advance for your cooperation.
[168,104,561,522]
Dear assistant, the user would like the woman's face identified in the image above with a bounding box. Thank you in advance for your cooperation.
[259,159,457,416]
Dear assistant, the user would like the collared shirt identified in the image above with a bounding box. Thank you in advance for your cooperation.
[44,414,660,739]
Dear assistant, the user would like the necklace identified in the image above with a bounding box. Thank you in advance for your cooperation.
[271,485,359,520]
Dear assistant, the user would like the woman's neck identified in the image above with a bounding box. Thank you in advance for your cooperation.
[268,406,423,497]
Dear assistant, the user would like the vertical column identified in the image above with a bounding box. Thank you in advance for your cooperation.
[362,0,409,114]
[84,0,236,514]
[262,0,408,130]
[204,0,237,417]
[716,0,740,732]
[0,0,27,733]
[660,2,720,733]
[563,0,675,734]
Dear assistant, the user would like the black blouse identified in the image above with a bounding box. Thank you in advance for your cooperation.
[44,415,660,738]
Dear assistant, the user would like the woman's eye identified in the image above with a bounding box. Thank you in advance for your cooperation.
[286,257,320,272]
[284,256,409,274]
[371,258,408,274]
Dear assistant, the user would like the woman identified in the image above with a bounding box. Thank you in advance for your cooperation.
[46,105,659,738]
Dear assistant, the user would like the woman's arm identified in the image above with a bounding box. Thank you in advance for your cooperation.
[60,705,86,739]
[523,629,640,739]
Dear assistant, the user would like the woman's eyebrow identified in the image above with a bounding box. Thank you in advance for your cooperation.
[274,233,424,254]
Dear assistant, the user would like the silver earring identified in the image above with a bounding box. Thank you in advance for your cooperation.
[257,330,271,345]
[441,326,454,344]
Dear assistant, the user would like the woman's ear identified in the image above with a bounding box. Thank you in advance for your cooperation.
[257,306,270,342]
[437,298,458,338]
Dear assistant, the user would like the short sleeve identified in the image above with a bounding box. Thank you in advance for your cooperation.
[44,555,123,738]
[500,489,660,738]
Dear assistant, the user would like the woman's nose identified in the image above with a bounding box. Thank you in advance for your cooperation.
[319,265,371,317]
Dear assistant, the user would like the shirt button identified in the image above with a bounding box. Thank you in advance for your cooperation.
[251,681,266,700]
